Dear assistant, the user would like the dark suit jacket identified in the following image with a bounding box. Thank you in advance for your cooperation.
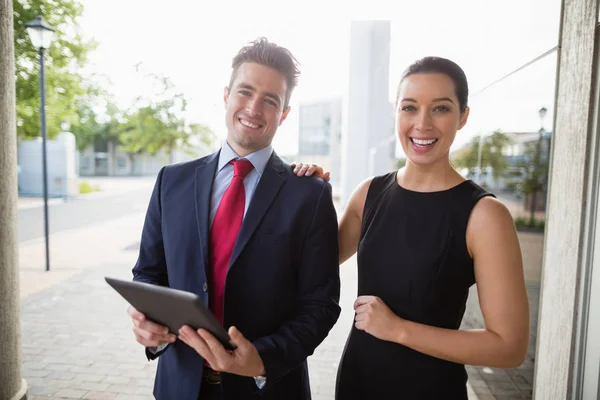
[132,150,341,400]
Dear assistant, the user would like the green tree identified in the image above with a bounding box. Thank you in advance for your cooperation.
[118,106,158,175]
[13,0,96,140]
[118,68,215,174]
[453,130,513,182]
[515,138,548,226]
[70,96,122,152]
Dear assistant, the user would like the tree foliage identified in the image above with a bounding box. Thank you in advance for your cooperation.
[14,0,97,140]
[118,68,215,165]
[453,130,513,182]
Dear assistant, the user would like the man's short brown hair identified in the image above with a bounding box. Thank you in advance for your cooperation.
[229,37,300,109]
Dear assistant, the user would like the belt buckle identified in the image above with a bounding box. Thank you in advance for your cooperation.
[204,368,221,385]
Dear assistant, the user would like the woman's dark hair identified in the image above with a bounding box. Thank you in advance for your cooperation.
[396,56,469,113]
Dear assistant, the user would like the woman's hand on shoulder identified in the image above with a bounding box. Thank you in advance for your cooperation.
[291,161,330,182]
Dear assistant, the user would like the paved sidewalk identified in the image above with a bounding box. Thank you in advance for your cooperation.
[18,207,149,399]
[18,196,66,210]
[18,177,156,210]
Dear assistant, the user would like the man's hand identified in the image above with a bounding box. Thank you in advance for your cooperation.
[179,325,265,377]
[291,162,330,182]
[128,306,176,347]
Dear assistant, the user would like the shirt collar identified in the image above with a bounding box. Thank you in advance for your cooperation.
[217,141,273,177]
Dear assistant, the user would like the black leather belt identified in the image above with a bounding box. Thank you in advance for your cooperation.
[203,367,221,385]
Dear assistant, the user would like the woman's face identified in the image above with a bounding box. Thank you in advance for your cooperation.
[396,72,469,167]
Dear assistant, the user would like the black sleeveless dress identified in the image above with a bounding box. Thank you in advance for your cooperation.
[335,172,494,400]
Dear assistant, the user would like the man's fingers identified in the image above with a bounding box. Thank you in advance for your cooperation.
[198,329,232,362]
[129,305,172,348]
[127,306,144,321]
[228,326,250,349]
[136,318,170,335]
[128,306,170,336]
[323,172,331,182]
[133,327,175,347]
[179,326,214,363]
[133,326,175,342]
[134,333,161,347]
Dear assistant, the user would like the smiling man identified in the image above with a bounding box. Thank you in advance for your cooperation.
[127,38,341,400]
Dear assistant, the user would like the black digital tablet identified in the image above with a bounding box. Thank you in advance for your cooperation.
[105,277,236,351]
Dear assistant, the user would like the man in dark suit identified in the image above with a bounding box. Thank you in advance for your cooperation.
[127,37,341,400]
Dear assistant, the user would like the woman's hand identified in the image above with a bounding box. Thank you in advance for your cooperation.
[291,162,330,182]
[354,296,404,343]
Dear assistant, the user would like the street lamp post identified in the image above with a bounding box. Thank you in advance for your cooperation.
[25,16,55,272]
[538,106,550,197]
[529,106,548,225]
[539,106,548,133]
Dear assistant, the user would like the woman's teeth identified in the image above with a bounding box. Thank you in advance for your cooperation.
[411,138,437,147]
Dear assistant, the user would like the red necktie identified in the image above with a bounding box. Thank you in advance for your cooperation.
[209,159,254,325]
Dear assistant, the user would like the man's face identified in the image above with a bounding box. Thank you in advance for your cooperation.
[224,62,290,156]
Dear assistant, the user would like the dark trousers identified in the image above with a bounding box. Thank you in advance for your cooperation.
[198,383,222,400]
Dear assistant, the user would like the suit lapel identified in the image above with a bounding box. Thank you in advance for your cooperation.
[229,152,287,268]
[195,151,219,270]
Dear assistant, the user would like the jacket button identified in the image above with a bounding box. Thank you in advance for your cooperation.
[203,282,208,292]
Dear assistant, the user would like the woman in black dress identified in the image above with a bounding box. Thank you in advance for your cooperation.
[294,57,529,399]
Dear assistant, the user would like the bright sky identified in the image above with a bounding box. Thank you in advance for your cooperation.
[79,0,561,156]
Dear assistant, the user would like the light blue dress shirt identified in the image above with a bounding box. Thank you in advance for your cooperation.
[209,141,273,227]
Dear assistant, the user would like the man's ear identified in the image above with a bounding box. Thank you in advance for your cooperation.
[223,86,230,109]
[279,106,291,126]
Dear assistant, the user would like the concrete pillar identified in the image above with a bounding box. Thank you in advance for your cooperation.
[0,0,27,398]
[340,21,394,203]
[533,0,600,398]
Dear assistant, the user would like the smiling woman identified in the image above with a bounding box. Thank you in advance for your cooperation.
[330,58,529,400]
[295,56,530,400]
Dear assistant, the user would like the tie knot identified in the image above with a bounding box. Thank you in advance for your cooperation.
[232,159,254,178]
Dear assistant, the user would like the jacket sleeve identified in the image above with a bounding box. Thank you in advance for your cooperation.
[252,181,341,391]
[131,167,170,360]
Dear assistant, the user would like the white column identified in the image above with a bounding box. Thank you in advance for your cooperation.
[534,0,600,398]
[341,21,393,203]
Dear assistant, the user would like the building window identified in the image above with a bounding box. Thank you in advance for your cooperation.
[94,139,109,153]
[117,157,127,169]
[81,156,91,170]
